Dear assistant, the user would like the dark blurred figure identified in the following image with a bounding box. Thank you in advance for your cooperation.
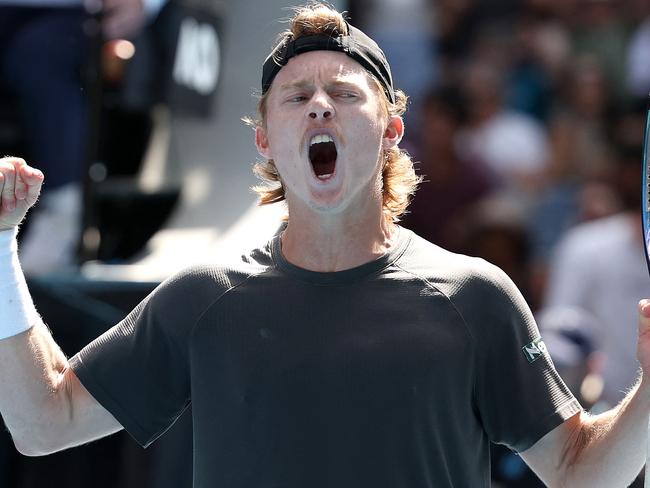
[435,0,522,74]
[401,86,495,251]
[506,3,574,121]
[526,55,621,305]
[568,0,631,103]
[456,57,550,204]
[0,5,89,273]
[547,55,615,184]
[0,0,163,274]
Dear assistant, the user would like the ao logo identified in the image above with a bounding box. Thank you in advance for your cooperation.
[172,17,220,95]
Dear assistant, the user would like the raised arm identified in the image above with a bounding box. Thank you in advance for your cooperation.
[0,157,122,456]
[520,300,650,487]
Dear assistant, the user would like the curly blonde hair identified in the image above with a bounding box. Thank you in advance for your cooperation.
[247,3,421,222]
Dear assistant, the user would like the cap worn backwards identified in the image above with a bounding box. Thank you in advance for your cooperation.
[261,22,395,104]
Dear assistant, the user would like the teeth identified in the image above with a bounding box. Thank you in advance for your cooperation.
[310,134,334,146]
[317,173,332,180]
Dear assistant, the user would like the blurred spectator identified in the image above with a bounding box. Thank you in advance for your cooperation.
[626,15,650,97]
[523,0,574,22]
[537,305,604,410]
[525,16,571,88]
[569,0,630,102]
[0,6,88,273]
[526,55,619,297]
[435,0,480,72]
[401,86,495,251]
[456,58,550,204]
[505,12,557,121]
[0,0,164,274]
[353,0,438,128]
[435,0,522,72]
[543,141,650,407]
[546,55,615,183]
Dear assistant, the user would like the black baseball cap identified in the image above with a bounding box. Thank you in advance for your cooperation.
[261,22,396,104]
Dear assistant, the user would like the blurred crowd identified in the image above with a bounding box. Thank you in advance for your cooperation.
[354,0,650,485]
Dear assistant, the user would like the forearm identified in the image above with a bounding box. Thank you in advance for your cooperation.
[562,377,650,487]
[0,325,72,454]
[0,228,70,455]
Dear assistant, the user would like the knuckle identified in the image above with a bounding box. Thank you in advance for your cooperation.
[0,157,20,168]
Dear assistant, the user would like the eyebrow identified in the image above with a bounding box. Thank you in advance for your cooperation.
[278,78,360,92]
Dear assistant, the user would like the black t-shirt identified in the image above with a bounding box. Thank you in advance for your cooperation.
[70,227,581,487]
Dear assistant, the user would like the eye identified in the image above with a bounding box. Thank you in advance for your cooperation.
[338,91,358,99]
[287,94,308,103]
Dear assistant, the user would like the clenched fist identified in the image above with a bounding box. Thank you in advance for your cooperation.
[0,157,44,231]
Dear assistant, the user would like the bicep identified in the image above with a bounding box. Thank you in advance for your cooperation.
[519,411,583,487]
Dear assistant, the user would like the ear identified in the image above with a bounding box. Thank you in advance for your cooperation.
[255,127,272,159]
[382,115,404,150]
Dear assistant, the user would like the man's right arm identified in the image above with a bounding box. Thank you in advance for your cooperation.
[0,323,123,455]
[0,157,122,456]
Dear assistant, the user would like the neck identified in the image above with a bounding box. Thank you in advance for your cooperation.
[280,198,396,272]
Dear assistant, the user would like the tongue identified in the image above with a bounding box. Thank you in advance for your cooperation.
[309,142,337,177]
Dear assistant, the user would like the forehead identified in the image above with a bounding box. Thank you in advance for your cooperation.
[271,51,372,91]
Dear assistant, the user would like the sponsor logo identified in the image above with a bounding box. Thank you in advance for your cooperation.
[522,338,547,363]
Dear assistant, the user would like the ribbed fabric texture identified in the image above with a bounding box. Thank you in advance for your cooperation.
[69,227,581,487]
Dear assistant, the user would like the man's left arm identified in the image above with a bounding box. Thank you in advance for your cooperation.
[520,299,650,487]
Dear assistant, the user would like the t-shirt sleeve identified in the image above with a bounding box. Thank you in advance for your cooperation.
[459,260,582,452]
[69,267,220,448]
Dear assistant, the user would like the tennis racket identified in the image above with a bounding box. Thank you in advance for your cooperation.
[642,96,650,488]
[644,96,650,278]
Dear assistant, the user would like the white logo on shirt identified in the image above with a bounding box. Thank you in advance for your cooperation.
[522,338,547,363]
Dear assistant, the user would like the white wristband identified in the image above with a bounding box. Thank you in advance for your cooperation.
[0,228,39,340]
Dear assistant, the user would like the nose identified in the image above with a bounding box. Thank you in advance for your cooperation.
[308,92,335,120]
[309,109,333,119]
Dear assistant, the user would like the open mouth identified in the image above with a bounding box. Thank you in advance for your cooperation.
[308,134,337,180]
